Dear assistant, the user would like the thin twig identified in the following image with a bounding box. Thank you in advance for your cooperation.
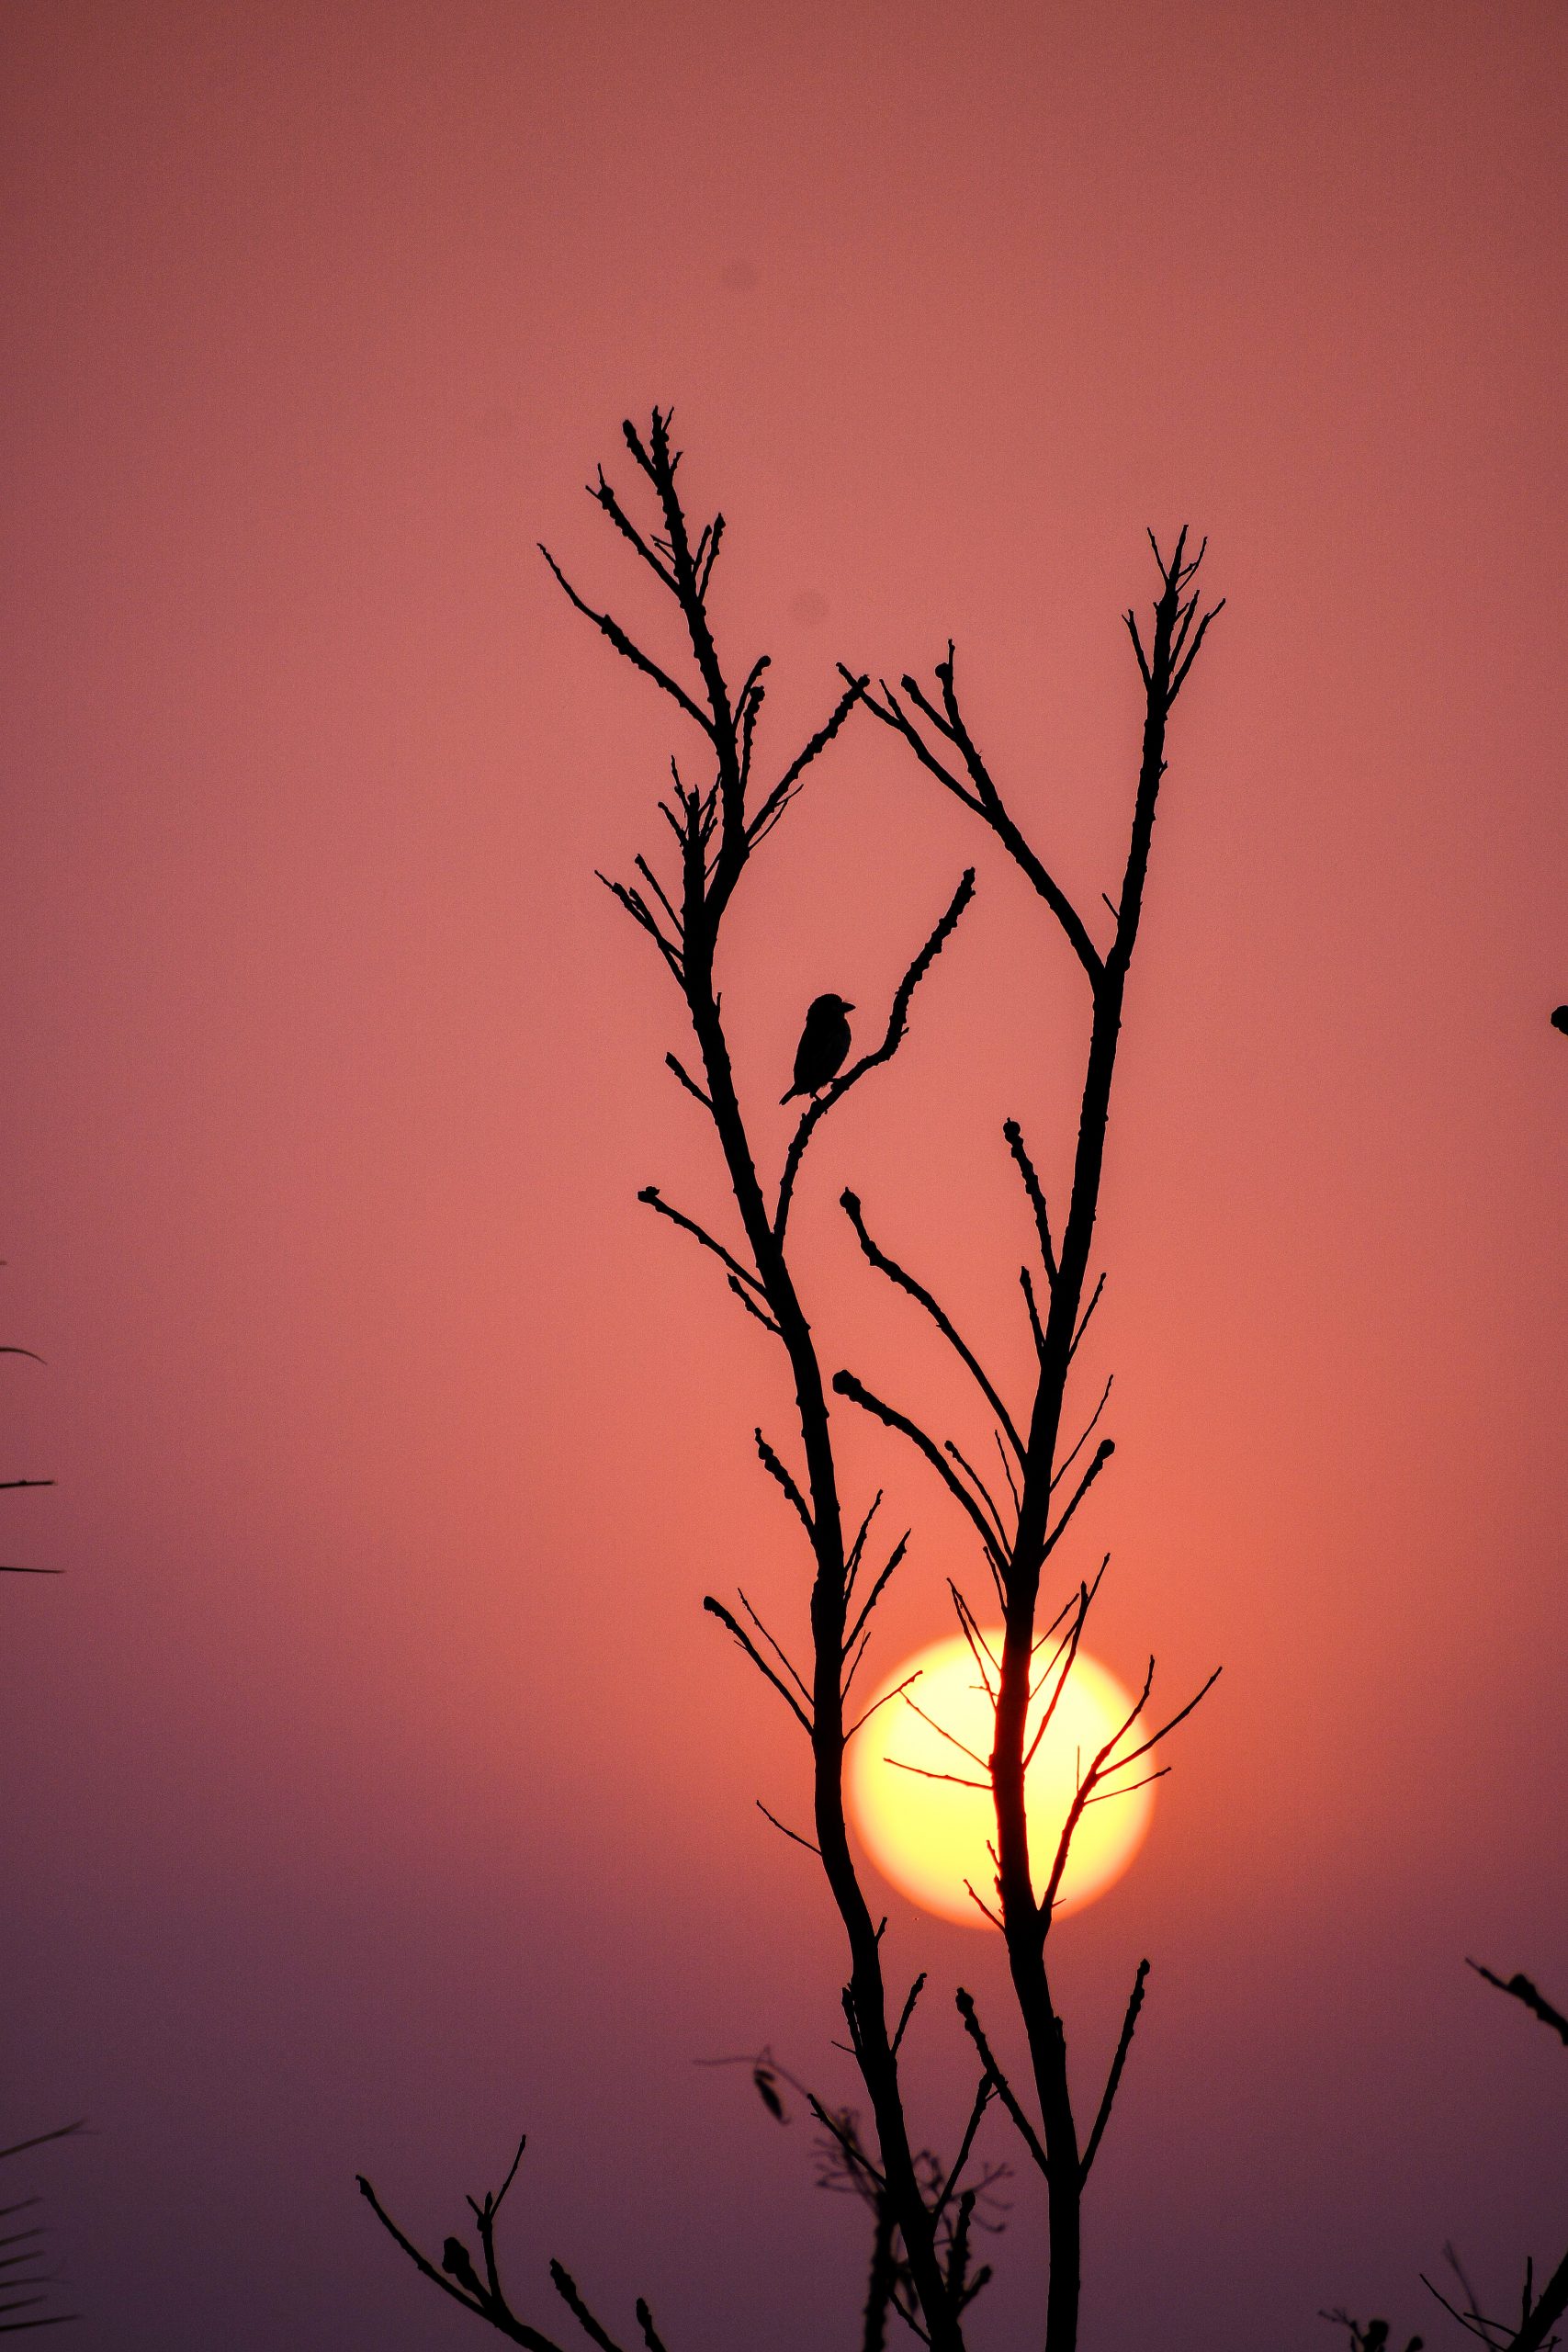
[748,673,869,849]
[1041,1440,1115,1561]
[755,1429,814,1536]
[843,1532,909,1658]
[1079,1960,1150,2182]
[737,1587,813,1704]
[1468,1962,1568,2048]
[549,2261,626,2352]
[1051,1378,1113,1494]
[833,1371,1010,1577]
[664,1053,711,1110]
[953,1994,1048,2177]
[757,1799,820,1857]
[840,1191,1024,1460]
[1003,1120,1057,1288]
[637,1187,763,1296]
[704,1597,814,1733]
[891,1973,927,2055]
[934,2077,995,2220]
[540,545,713,739]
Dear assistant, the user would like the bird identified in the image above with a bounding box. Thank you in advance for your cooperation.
[442,2237,482,2298]
[782,993,854,1102]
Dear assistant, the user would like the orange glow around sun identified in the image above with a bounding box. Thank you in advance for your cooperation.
[847,1631,1155,1928]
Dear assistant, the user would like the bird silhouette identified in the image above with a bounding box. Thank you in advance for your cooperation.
[442,2237,482,2297]
[782,993,854,1102]
[1552,1004,1568,1035]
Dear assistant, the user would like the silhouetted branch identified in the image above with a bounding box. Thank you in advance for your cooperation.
[1051,1378,1113,1493]
[359,2136,658,2352]
[887,1758,990,1792]
[1078,1961,1150,2183]
[1021,1585,1093,1773]
[549,2263,626,2352]
[727,1275,783,1338]
[0,2132,84,2168]
[859,653,1103,982]
[897,1690,990,1772]
[1468,1962,1568,2049]
[663,1054,711,1111]
[843,1491,884,1598]
[1066,1272,1105,1364]
[1082,1767,1168,1807]
[935,645,1106,981]
[832,1370,1010,1578]
[892,1974,927,2056]
[1514,2247,1568,2352]
[539,546,713,739]
[737,1587,813,1705]
[1041,1440,1115,1561]
[532,417,1225,2352]
[595,873,683,981]
[748,673,869,849]
[591,468,677,593]
[1037,1661,1220,1928]
[932,2077,996,2226]
[942,1438,1013,1555]
[637,1187,763,1301]
[1322,2312,1426,2352]
[1019,1265,1048,1362]
[757,1799,820,1857]
[847,1669,923,1743]
[357,2171,551,2346]
[953,1993,1048,2178]
[632,856,685,944]
[995,1432,1021,1516]
[635,2298,671,2352]
[849,669,984,816]
[703,1596,814,1733]
[468,2136,528,2315]
[1420,2258,1508,2349]
[755,1428,814,1536]
[1100,1667,1223,1780]
[844,1532,909,1658]
[863,2195,897,2352]
[840,1191,1024,1460]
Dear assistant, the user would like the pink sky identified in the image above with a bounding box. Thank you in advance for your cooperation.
[4,4,1566,2346]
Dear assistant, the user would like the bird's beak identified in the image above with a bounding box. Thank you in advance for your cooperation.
[842,1001,855,1011]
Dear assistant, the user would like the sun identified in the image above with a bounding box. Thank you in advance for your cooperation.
[847,1629,1155,1928]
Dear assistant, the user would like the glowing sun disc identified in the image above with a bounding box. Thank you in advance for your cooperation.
[847,1631,1155,1928]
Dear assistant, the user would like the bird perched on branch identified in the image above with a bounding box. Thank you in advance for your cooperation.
[782,993,854,1102]
[442,2237,482,2297]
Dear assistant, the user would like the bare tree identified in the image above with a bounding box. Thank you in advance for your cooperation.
[360,410,1224,2352]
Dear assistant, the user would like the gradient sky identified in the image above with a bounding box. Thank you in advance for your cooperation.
[4,5,1566,2347]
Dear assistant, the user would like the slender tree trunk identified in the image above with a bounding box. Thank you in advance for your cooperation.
[987,568,1186,2352]
[683,951,964,2352]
